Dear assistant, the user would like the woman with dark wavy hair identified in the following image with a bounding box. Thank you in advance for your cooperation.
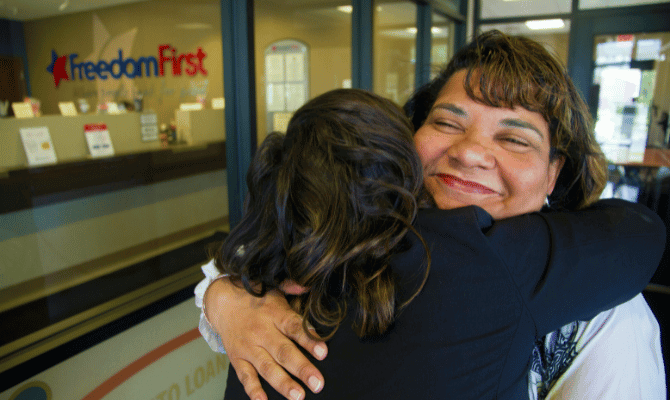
[214,89,431,341]
[208,87,664,400]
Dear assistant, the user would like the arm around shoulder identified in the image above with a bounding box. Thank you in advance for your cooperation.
[500,199,666,335]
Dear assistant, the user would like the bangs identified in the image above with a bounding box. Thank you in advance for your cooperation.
[457,35,571,129]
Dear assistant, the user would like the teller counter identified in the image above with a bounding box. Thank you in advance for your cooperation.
[0,110,229,390]
[0,109,225,170]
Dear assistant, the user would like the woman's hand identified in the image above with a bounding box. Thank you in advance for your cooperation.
[205,278,327,400]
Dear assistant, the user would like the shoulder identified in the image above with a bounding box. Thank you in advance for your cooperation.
[416,206,494,233]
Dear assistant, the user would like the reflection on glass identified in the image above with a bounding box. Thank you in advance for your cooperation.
[580,0,667,9]
[286,83,307,111]
[479,21,571,66]
[266,54,285,82]
[267,83,286,112]
[430,13,454,79]
[373,1,418,105]
[3,0,226,293]
[255,0,352,142]
[1,0,228,382]
[592,32,670,164]
[480,0,571,19]
[264,40,308,130]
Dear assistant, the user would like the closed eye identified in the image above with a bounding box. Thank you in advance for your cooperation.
[435,121,459,129]
[502,137,529,146]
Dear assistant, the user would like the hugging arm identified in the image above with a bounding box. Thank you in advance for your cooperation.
[195,132,328,400]
[489,198,665,335]
[199,273,327,400]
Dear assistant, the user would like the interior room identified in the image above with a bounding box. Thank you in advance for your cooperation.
[1,0,669,398]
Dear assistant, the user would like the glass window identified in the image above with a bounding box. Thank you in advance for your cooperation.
[430,13,455,79]
[264,40,309,132]
[480,21,571,65]
[373,1,418,105]
[1,0,228,391]
[580,0,668,9]
[480,0,571,19]
[254,0,352,143]
[591,32,670,164]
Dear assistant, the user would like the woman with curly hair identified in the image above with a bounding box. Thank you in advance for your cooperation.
[207,85,663,400]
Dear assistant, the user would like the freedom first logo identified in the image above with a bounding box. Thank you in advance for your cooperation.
[47,44,207,87]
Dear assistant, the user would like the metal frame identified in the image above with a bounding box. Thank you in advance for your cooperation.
[416,2,433,89]
[221,0,257,228]
[567,3,670,114]
[352,0,374,90]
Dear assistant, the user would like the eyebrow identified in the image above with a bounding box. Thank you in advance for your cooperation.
[500,118,545,140]
[431,103,545,140]
[431,103,467,117]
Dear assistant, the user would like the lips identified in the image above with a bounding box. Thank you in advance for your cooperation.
[436,174,497,195]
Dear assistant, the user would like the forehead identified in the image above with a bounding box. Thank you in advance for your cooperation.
[435,69,545,113]
[436,70,496,106]
[437,71,547,119]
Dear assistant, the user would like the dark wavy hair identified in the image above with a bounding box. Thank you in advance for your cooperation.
[404,30,607,211]
[214,89,431,339]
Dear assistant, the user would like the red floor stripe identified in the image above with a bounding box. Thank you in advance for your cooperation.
[81,328,201,400]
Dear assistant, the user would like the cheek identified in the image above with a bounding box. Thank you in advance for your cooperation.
[414,130,448,168]
[502,163,552,211]
[413,132,432,166]
[423,177,442,200]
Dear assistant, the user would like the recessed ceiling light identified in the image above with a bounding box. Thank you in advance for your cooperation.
[525,19,565,30]
[337,5,352,13]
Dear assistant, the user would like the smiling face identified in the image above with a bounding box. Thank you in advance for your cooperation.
[415,70,564,219]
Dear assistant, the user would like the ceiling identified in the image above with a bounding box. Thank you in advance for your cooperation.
[1,0,664,22]
[0,0,153,21]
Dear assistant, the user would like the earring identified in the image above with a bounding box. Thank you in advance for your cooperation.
[544,197,550,207]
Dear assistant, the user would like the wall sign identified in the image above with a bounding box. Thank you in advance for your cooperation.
[47,44,208,88]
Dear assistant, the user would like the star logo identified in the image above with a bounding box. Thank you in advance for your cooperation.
[47,50,69,88]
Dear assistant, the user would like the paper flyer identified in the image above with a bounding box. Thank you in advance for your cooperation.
[140,113,159,141]
[58,101,78,116]
[20,126,57,166]
[12,102,34,118]
[84,123,115,157]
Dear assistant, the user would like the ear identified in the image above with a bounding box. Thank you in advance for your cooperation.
[546,156,565,195]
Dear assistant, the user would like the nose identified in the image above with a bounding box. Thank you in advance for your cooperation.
[446,135,496,169]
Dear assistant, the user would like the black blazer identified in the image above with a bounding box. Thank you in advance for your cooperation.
[224,199,665,400]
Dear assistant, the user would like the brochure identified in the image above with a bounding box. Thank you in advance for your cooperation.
[20,126,57,166]
[84,123,115,157]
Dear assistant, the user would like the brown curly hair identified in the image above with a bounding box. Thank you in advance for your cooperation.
[405,30,607,210]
